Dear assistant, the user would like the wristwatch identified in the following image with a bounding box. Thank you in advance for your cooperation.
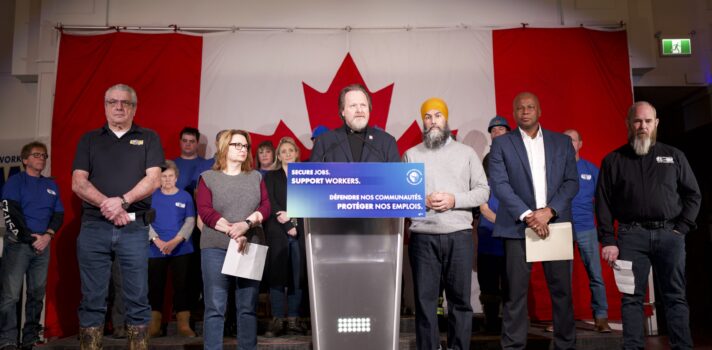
[120,195,130,210]
[244,219,253,228]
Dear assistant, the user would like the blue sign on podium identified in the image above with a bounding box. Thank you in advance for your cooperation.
[287,162,426,218]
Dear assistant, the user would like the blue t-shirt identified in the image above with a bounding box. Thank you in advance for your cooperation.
[1,172,64,233]
[149,189,195,258]
[173,156,205,193]
[191,157,215,188]
[571,158,599,233]
[477,180,503,256]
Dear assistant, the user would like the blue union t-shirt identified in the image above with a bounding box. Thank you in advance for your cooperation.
[191,157,215,190]
[149,189,195,258]
[173,156,205,193]
[571,158,599,233]
[2,172,64,233]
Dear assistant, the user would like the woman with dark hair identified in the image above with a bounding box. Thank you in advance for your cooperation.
[196,130,270,350]
[255,140,276,176]
[263,137,307,337]
[147,160,196,338]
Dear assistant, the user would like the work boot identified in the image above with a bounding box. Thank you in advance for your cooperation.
[286,317,305,335]
[112,324,126,339]
[299,317,312,335]
[126,324,149,350]
[595,318,612,333]
[176,311,197,337]
[78,325,103,350]
[149,311,162,337]
[264,317,284,338]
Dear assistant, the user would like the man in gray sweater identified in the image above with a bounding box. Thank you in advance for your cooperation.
[403,97,490,350]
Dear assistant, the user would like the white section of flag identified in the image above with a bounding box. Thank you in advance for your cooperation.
[199,29,496,157]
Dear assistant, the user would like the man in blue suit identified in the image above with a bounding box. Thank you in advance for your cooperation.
[489,92,579,350]
[309,84,400,163]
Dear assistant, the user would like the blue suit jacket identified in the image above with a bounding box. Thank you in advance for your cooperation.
[488,127,578,239]
[309,125,400,162]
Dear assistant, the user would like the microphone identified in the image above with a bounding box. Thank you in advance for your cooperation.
[320,141,343,162]
[347,129,386,162]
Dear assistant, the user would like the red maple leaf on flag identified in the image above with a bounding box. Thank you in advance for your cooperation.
[303,53,393,132]
[250,53,455,159]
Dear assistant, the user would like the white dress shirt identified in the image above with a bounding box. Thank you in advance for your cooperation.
[518,125,547,221]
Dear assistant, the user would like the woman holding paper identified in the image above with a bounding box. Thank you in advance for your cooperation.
[147,160,197,338]
[263,137,308,337]
[196,129,270,350]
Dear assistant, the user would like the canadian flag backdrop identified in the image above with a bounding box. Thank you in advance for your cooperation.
[50,28,631,337]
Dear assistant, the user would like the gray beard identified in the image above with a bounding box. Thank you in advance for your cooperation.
[631,135,654,156]
[423,125,451,149]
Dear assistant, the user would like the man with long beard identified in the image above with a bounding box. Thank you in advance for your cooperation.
[596,101,701,350]
[309,84,400,162]
[403,97,490,350]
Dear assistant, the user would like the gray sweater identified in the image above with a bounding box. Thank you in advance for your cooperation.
[199,170,263,250]
[403,139,490,234]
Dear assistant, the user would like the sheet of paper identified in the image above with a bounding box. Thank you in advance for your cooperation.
[221,239,269,281]
[525,222,574,262]
[613,260,635,294]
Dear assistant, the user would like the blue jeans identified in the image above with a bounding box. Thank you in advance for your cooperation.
[409,230,473,350]
[0,239,49,347]
[575,228,608,318]
[618,223,692,350]
[76,220,151,327]
[269,236,302,318]
[202,248,260,350]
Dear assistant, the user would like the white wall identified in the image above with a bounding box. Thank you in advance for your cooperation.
[1,0,710,147]
[0,0,38,142]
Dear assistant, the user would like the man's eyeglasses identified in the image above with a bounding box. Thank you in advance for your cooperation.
[30,153,49,160]
[105,99,136,108]
[229,143,250,151]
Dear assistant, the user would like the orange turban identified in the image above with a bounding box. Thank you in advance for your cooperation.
[420,98,449,121]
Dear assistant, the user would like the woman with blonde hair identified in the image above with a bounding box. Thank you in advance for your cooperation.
[263,137,307,337]
[196,129,270,350]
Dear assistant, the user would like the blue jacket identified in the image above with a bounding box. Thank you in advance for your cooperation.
[488,127,578,239]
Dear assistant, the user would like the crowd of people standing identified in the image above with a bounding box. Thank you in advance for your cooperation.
[0,82,701,350]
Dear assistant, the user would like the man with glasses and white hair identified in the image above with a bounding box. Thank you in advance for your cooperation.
[0,141,64,350]
[72,84,164,349]
[596,101,701,350]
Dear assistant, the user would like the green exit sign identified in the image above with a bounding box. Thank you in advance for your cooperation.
[661,38,692,56]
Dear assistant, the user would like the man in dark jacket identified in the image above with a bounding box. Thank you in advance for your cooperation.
[309,84,399,163]
[596,101,701,350]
